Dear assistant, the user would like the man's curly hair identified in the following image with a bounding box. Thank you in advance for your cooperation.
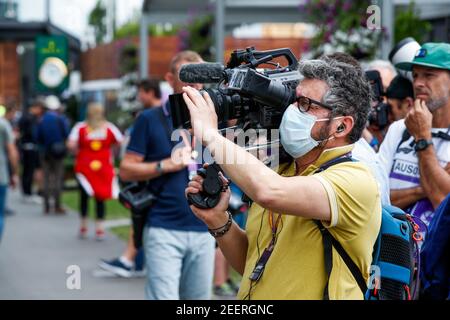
[297,54,371,143]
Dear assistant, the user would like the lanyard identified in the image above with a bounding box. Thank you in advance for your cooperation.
[268,210,282,244]
[249,210,282,282]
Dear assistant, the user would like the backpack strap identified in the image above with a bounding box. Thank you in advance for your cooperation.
[395,128,412,152]
[314,153,353,173]
[313,155,368,299]
[314,220,368,299]
[314,220,334,300]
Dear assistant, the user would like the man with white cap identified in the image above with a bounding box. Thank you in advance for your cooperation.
[378,42,450,230]
[35,95,69,214]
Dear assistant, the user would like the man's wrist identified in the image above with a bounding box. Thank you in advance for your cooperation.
[205,211,230,230]
[156,159,170,175]
[205,132,223,157]
[415,138,434,152]
[208,211,233,238]
[414,132,432,141]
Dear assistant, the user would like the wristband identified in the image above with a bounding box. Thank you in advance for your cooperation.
[208,211,232,238]
[156,160,164,174]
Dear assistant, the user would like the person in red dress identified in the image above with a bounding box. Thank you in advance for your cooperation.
[68,102,123,240]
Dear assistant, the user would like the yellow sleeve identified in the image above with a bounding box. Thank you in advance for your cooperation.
[311,162,381,241]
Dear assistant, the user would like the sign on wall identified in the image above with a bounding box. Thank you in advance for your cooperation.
[35,35,69,94]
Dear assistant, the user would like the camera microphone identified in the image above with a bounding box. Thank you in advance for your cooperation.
[179,63,226,83]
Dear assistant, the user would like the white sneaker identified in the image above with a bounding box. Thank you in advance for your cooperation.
[23,195,43,205]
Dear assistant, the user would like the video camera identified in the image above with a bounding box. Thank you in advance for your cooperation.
[366,70,390,129]
[169,47,300,209]
[169,47,301,130]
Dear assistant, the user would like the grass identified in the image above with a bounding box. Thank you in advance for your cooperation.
[62,189,130,221]
[62,188,131,240]
[109,225,131,241]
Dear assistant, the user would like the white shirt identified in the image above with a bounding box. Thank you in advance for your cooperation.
[377,119,450,225]
[353,138,391,206]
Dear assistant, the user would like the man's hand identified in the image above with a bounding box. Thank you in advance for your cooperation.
[182,86,219,146]
[185,166,231,229]
[10,174,19,189]
[405,99,433,141]
[164,145,193,172]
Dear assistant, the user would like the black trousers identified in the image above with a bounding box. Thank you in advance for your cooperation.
[21,149,38,196]
[79,185,105,220]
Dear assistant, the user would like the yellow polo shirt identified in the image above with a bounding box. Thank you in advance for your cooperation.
[237,145,382,300]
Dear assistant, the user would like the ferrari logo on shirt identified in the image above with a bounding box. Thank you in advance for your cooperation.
[89,160,102,171]
[90,141,102,151]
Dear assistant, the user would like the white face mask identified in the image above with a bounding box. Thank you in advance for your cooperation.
[280,104,343,159]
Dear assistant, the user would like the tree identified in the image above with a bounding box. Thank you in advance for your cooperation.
[395,2,432,44]
[88,0,107,45]
[302,0,382,60]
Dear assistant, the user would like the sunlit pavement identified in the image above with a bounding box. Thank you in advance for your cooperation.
[0,189,145,300]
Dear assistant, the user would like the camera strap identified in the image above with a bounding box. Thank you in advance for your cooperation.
[127,107,174,249]
[159,103,175,147]
[135,106,175,199]
[149,106,175,197]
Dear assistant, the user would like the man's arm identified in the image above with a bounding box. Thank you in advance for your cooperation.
[6,142,19,188]
[390,187,426,209]
[211,219,248,275]
[183,86,331,221]
[405,99,450,208]
[216,222,248,275]
[206,133,331,221]
[119,147,192,182]
[416,146,450,208]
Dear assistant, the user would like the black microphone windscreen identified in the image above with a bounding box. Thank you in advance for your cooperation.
[179,63,225,83]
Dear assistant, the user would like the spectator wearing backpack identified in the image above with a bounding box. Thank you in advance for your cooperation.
[184,56,381,299]
[378,43,450,229]
[35,95,69,214]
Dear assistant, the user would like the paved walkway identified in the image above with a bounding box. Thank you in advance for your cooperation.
[0,189,145,299]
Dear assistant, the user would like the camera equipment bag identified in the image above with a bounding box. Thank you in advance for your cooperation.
[313,156,422,300]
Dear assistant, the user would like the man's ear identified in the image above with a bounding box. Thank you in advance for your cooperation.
[404,97,414,110]
[165,72,174,88]
[335,116,354,138]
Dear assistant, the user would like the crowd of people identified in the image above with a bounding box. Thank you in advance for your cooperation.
[0,40,449,300]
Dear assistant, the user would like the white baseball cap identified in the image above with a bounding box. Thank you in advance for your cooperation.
[45,95,61,110]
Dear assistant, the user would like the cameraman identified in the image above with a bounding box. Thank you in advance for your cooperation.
[362,60,397,148]
[183,57,381,299]
[119,51,215,300]
[378,42,450,225]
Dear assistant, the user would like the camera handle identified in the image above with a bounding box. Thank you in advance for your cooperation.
[187,162,227,209]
